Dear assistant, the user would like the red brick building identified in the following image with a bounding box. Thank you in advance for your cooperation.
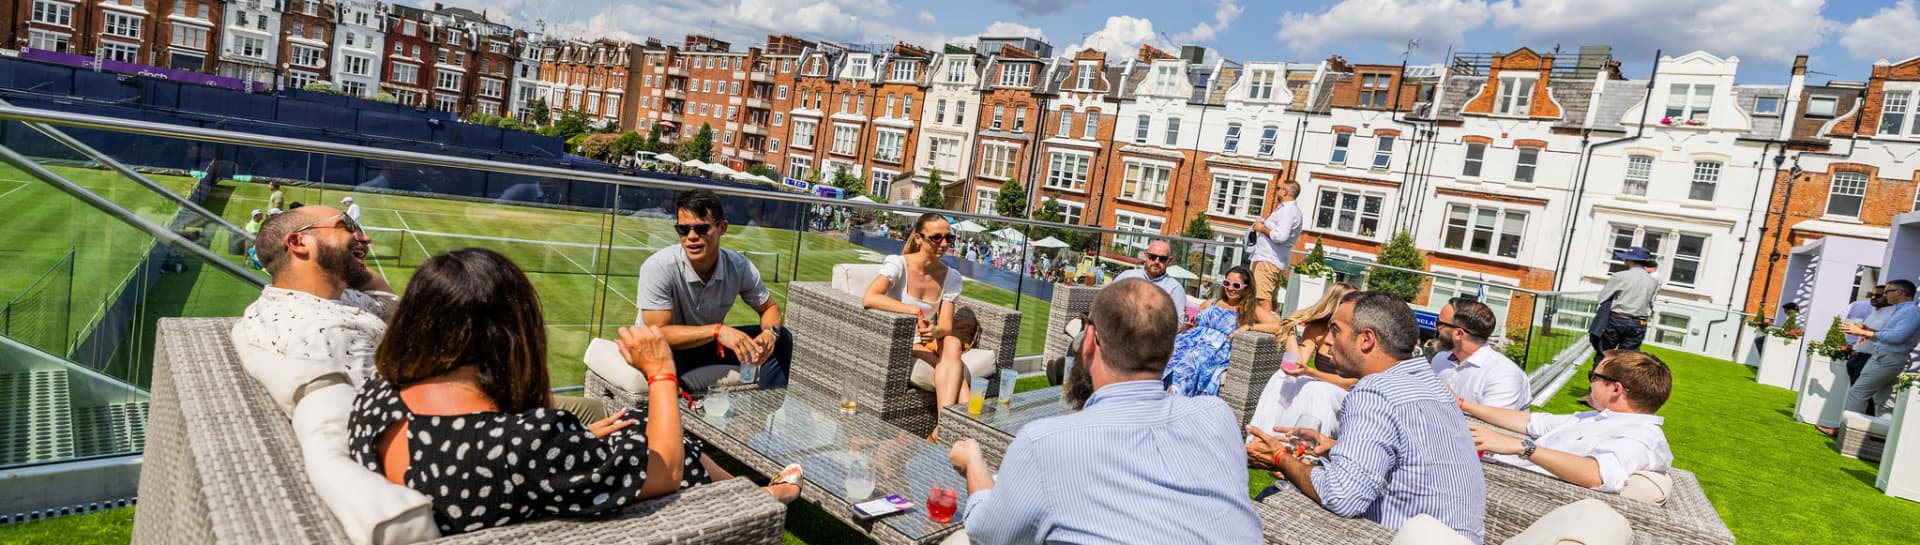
[966,40,1055,217]
[539,38,631,127]
[381,6,437,108]
[277,0,333,89]
[154,0,222,72]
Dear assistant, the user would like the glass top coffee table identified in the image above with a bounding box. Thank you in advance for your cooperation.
[681,384,968,545]
[938,385,1075,466]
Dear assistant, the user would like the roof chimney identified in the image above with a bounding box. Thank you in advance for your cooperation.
[1792,55,1808,76]
[1179,45,1206,65]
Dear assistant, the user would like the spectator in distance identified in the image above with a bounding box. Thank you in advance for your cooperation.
[1431,297,1531,411]
[1464,350,1674,492]
[948,278,1262,544]
[1589,247,1660,363]
[1248,291,1486,543]
[348,248,797,535]
[637,189,791,392]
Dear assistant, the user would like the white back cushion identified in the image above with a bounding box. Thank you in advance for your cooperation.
[1392,514,1474,545]
[585,338,645,393]
[1502,499,1633,545]
[833,264,884,296]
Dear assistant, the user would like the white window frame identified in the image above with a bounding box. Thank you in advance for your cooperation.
[791,119,817,149]
[29,29,71,52]
[1826,171,1868,219]
[999,63,1032,88]
[1623,154,1653,196]
[1807,95,1838,118]
[103,12,143,39]
[1372,135,1395,169]
[1689,160,1720,201]
[1223,123,1242,154]
[1084,110,1101,140]
[1881,90,1914,137]
[1120,161,1171,205]
[831,123,859,156]
[1058,110,1074,138]
[871,169,897,199]
[1045,151,1091,192]
[1247,69,1276,100]
[1515,147,1540,184]
[31,1,73,27]
[978,142,1018,180]
[1313,186,1386,239]
[437,71,463,92]
[873,129,906,164]
[1462,142,1486,178]
[99,41,139,63]
[1495,76,1535,116]
[1664,83,1714,123]
[973,188,999,215]
[344,55,372,76]
[1076,63,1097,90]
[1330,132,1351,165]
[1134,114,1151,144]
[1258,126,1279,156]
[1113,211,1166,253]
[1441,203,1529,259]
[788,156,813,180]
[891,60,916,82]
[391,62,418,85]
[1208,172,1269,220]
[1163,117,1181,146]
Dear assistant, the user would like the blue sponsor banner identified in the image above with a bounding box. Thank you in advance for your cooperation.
[784,177,812,190]
[1414,310,1438,332]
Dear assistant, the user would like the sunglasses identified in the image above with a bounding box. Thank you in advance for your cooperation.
[920,233,958,243]
[1144,253,1171,263]
[1221,280,1247,291]
[1588,369,1631,392]
[293,213,363,236]
[1435,320,1458,330]
[673,223,715,237]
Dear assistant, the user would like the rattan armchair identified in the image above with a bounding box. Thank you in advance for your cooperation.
[784,280,1021,437]
[135,318,786,545]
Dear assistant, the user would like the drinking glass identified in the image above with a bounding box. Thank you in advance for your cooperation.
[1288,414,1324,457]
[926,486,958,523]
[967,377,989,415]
[844,451,875,501]
[839,386,859,414]
[998,369,1019,405]
[739,359,759,383]
[703,388,732,421]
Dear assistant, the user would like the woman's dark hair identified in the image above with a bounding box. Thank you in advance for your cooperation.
[674,188,727,223]
[1224,265,1258,328]
[375,247,553,413]
[904,212,947,254]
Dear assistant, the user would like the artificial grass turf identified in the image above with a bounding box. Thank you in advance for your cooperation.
[0,507,135,545]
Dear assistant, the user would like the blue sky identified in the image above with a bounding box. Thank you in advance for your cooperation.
[451,0,1920,83]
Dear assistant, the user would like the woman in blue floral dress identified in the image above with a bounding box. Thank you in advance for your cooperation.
[1164,266,1281,396]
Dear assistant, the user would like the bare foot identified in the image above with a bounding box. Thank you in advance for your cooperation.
[1817,425,1838,437]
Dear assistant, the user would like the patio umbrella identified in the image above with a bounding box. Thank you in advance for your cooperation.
[655,153,682,164]
[1165,265,1198,280]
[847,195,876,203]
[1031,236,1070,249]
[682,159,708,170]
[701,163,737,177]
[952,220,987,233]
[991,227,1026,241]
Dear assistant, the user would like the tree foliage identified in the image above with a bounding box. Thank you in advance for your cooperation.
[578,133,620,162]
[993,180,1029,219]
[748,163,780,180]
[552,109,591,142]
[829,166,865,199]
[528,97,551,125]
[679,123,715,162]
[301,81,347,95]
[1175,213,1216,272]
[611,131,645,161]
[641,124,666,153]
[371,92,399,104]
[1368,231,1426,302]
[918,171,946,209]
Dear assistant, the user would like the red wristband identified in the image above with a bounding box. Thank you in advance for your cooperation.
[713,324,726,357]
[648,373,678,385]
[1273,451,1288,469]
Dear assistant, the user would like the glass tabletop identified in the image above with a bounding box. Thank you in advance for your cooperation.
[690,385,969,541]
[951,385,1075,437]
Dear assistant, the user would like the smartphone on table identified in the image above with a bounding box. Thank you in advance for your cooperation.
[851,495,914,521]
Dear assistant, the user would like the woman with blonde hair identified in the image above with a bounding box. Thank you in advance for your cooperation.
[1244,282,1359,442]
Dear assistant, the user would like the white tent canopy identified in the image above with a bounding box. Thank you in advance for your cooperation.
[700,162,736,177]
[1031,236,1070,249]
[655,153,682,164]
[847,195,876,203]
[991,227,1026,241]
[952,220,988,233]
[682,159,708,170]
[1165,265,1198,280]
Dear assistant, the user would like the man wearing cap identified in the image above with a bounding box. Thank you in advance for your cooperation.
[246,209,265,235]
[1590,247,1660,362]
[341,197,362,223]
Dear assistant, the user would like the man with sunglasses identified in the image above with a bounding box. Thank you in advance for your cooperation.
[1461,350,1674,493]
[234,205,394,389]
[1114,240,1189,324]
[1840,279,1920,417]
[1431,298,1530,411]
[636,189,790,392]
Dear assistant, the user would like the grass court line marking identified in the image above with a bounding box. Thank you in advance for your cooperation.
[390,209,434,259]
[553,246,638,308]
[0,179,33,202]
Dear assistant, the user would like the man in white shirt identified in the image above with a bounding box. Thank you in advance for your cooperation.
[235,205,393,393]
[1114,239,1189,322]
[1462,350,1674,492]
[341,196,362,223]
[1249,180,1304,312]
[1431,297,1531,410]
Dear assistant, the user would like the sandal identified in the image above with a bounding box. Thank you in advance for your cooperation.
[772,464,804,488]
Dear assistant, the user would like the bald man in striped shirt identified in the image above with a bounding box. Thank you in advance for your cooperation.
[1250,291,1487,543]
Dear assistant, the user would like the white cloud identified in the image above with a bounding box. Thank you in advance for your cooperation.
[1276,0,1492,59]
[1063,15,1163,58]
[1173,0,1245,44]
[999,0,1085,16]
[542,0,929,49]
[1839,0,1920,62]
[1489,0,1832,64]
[918,11,937,25]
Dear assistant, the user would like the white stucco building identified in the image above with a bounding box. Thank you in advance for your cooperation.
[329,0,384,97]
[218,0,281,87]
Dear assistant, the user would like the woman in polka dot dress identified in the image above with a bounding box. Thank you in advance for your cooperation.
[347,248,799,535]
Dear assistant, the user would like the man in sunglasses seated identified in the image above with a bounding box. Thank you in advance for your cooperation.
[1114,240,1189,324]
[636,189,791,393]
[235,205,393,390]
[1459,350,1673,492]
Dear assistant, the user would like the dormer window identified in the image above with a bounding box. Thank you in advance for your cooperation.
[1880,91,1915,137]
[892,60,917,81]
[1247,69,1276,100]
[1153,65,1182,95]
[1000,63,1032,87]
[1495,76,1534,116]
[848,57,871,79]
[1076,63,1097,90]
[1664,84,1713,123]
[947,59,969,83]
[807,59,824,76]
[1754,96,1781,116]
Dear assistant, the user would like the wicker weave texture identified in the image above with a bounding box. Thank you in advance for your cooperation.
[1222,330,1285,427]
[1041,286,1100,369]
[133,318,786,545]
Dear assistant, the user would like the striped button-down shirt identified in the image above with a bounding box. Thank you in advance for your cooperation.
[1312,358,1487,543]
[963,380,1262,545]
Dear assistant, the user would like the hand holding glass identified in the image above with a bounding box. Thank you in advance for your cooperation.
[1287,414,1323,458]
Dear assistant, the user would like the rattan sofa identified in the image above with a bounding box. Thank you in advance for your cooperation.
[1467,417,1733,544]
[134,318,786,545]
[784,280,1021,437]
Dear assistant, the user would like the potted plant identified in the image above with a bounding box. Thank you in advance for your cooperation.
[1877,373,1920,501]
[1754,317,1803,389]
[1290,237,1334,307]
[1796,317,1854,427]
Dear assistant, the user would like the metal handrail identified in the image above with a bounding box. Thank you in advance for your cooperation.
[0,104,1237,249]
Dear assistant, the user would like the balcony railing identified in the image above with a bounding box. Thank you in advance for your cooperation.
[665,66,687,77]
[663,88,685,100]
[745,97,770,110]
[728,96,742,106]
[749,71,773,83]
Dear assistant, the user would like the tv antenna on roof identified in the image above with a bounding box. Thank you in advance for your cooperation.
[1402,38,1421,63]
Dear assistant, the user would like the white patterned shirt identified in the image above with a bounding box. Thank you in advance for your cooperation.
[235,286,397,401]
[1490,410,1672,493]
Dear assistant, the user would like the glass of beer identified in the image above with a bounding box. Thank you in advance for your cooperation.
[998,369,1019,405]
[839,386,859,414]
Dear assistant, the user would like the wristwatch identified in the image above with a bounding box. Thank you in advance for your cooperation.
[1519,439,1537,460]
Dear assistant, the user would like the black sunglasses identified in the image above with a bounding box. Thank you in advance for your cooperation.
[1435,320,1458,330]
[1143,253,1171,263]
[920,233,957,243]
[1588,369,1631,392]
[674,223,715,237]
[293,213,363,236]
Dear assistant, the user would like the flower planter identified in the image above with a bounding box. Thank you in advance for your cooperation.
[1877,386,1920,502]
[1754,335,1801,389]
[1739,324,1767,367]
[1292,274,1328,310]
[1794,354,1851,428]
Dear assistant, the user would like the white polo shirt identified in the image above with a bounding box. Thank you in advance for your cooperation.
[1429,346,1531,411]
[1491,410,1673,493]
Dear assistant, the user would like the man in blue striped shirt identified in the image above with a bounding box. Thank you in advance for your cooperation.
[1253,291,1487,543]
[948,278,1262,545]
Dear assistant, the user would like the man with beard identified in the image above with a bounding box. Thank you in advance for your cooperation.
[1246,291,1486,543]
[1114,240,1189,324]
[1430,297,1530,410]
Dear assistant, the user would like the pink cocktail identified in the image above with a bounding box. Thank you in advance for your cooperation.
[927,487,958,523]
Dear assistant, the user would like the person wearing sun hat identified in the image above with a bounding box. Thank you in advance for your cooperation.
[341,196,362,223]
[1588,246,1661,361]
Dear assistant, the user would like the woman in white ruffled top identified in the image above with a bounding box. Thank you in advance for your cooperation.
[862,213,983,415]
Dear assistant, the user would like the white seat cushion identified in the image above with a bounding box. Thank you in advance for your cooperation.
[910,349,999,392]
[1391,514,1473,545]
[1502,499,1633,545]
[832,264,884,296]
[1843,410,1891,435]
[585,338,644,393]
[1618,471,1673,507]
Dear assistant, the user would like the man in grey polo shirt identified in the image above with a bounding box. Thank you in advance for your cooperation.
[1114,239,1190,324]
[1589,246,1660,364]
[638,189,791,392]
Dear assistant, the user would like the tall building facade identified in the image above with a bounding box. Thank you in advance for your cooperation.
[329,0,383,97]
[218,0,281,86]
[276,0,333,89]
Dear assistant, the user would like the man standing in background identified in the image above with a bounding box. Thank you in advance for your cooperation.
[1842,279,1920,417]
[1249,180,1304,313]
[1590,247,1660,363]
